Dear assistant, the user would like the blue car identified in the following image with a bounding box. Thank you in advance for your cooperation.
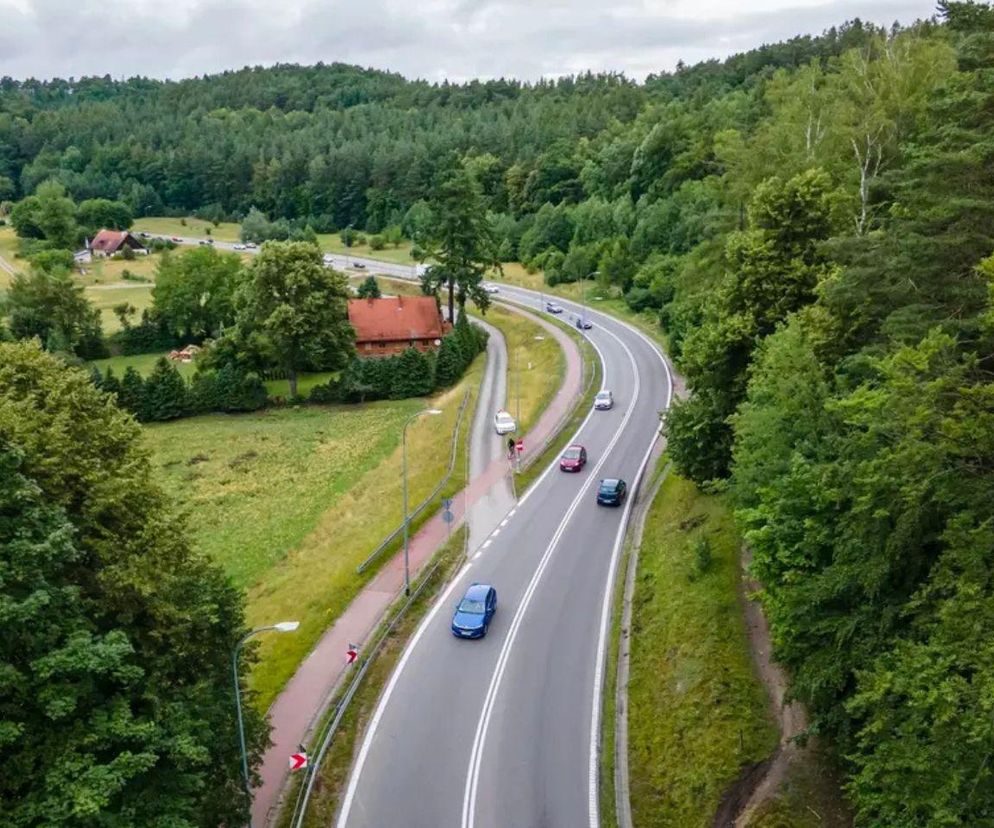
[596,478,627,506]
[452,583,497,639]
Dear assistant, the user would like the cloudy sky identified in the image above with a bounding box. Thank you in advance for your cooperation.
[1,0,939,82]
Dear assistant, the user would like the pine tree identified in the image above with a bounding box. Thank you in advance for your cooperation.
[391,348,434,398]
[118,366,148,420]
[144,357,188,421]
[434,334,465,387]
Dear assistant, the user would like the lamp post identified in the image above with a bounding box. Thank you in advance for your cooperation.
[403,408,443,595]
[232,621,300,827]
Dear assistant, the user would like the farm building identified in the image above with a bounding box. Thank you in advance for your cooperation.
[347,296,450,356]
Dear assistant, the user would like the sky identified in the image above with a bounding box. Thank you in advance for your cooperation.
[0,0,941,83]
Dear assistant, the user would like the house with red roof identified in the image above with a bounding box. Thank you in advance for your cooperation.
[347,296,450,357]
[88,229,148,258]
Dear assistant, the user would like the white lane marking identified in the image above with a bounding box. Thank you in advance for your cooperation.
[492,528,501,537]
[586,305,674,828]
[462,326,639,828]
[508,509,516,517]
[482,539,492,550]
[473,551,482,561]
[336,562,472,827]
[499,518,509,528]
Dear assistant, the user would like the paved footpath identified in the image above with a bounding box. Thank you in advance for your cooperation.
[253,303,583,827]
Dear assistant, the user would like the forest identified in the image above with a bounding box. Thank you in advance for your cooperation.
[4,1,994,824]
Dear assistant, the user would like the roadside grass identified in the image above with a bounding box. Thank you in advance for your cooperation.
[471,302,563,435]
[77,252,161,285]
[515,326,600,493]
[237,356,481,706]
[276,525,468,828]
[132,216,241,242]
[0,226,23,286]
[317,233,415,266]
[626,471,777,827]
[746,745,853,828]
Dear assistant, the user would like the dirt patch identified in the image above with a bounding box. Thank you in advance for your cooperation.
[712,545,810,827]
[229,450,259,469]
[187,453,210,466]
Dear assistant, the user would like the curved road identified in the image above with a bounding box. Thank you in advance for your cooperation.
[337,285,672,828]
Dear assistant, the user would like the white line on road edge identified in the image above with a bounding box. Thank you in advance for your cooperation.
[585,306,674,828]
[499,518,508,527]
[482,539,492,549]
[462,325,639,828]
[335,561,472,827]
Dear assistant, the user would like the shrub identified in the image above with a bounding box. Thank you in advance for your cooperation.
[369,234,386,251]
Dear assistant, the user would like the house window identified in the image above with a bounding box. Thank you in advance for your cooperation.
[378,342,386,348]
[365,343,372,351]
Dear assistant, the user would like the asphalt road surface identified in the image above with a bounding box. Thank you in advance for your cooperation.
[336,285,672,828]
[147,232,672,827]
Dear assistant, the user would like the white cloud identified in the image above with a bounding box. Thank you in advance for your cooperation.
[0,0,939,82]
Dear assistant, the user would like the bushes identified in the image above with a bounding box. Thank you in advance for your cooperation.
[94,360,267,421]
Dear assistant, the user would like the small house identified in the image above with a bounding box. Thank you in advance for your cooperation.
[89,229,148,258]
[347,296,450,357]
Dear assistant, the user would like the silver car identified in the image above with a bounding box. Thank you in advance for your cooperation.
[594,390,614,410]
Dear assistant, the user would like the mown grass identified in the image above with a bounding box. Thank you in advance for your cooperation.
[132,216,241,242]
[472,302,563,435]
[316,233,416,266]
[84,284,155,333]
[627,471,777,827]
[142,357,481,707]
[280,524,469,828]
[746,745,853,828]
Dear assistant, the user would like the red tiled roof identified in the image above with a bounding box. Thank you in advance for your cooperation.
[347,296,445,343]
[90,229,129,253]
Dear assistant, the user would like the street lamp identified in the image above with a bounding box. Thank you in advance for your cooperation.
[403,408,444,595]
[232,621,300,827]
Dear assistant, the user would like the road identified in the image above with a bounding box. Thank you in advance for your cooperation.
[337,285,672,828]
[145,232,671,826]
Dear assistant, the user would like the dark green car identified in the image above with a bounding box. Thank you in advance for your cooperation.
[596,478,627,506]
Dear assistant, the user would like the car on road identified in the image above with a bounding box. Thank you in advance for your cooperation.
[594,389,614,410]
[576,316,593,330]
[596,478,627,506]
[483,283,500,294]
[352,261,366,269]
[138,231,150,238]
[233,243,246,250]
[494,410,516,435]
[559,444,587,472]
[198,239,214,245]
[170,236,183,242]
[245,242,258,249]
[451,583,497,639]
[545,301,564,314]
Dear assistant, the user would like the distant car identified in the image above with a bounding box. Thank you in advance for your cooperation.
[594,390,614,410]
[245,242,258,249]
[233,243,246,250]
[545,301,564,314]
[352,261,366,269]
[138,231,150,238]
[483,283,500,294]
[322,253,335,263]
[198,239,213,246]
[597,478,627,506]
[494,410,516,435]
[559,444,587,472]
[170,236,183,242]
[576,316,593,330]
[451,583,497,639]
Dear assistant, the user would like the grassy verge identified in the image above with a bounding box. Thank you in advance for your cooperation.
[140,355,481,708]
[317,234,415,265]
[515,328,599,493]
[132,216,241,242]
[85,284,155,333]
[0,226,23,286]
[470,302,563,435]
[626,470,777,827]
[275,524,468,828]
[746,746,853,828]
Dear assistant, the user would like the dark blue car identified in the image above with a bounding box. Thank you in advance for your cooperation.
[452,583,497,639]
[596,478,627,506]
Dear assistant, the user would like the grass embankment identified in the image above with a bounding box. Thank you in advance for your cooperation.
[132,216,241,242]
[472,301,563,435]
[144,356,482,707]
[277,525,468,828]
[0,226,22,287]
[625,471,777,826]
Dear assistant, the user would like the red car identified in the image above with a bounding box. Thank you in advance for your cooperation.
[560,444,587,472]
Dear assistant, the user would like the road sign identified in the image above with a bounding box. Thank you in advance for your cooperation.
[346,644,358,664]
[515,439,524,453]
[442,509,455,524]
[288,752,308,771]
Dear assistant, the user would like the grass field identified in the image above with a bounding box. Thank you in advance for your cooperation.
[132,216,241,242]
[85,284,155,333]
[142,357,483,707]
[317,233,416,266]
[0,226,22,287]
[626,471,777,827]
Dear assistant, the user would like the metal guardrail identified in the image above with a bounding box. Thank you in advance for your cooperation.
[355,387,470,574]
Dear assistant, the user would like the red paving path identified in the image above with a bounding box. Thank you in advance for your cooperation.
[253,306,583,826]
